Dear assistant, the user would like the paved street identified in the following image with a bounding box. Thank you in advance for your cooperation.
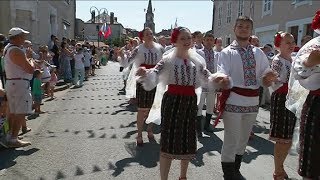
[0,61,301,180]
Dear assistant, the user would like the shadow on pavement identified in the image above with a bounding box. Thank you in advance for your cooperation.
[191,131,223,167]
[252,124,270,134]
[0,147,40,171]
[110,142,160,177]
[243,135,274,164]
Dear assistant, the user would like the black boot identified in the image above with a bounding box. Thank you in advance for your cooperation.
[204,113,214,133]
[221,162,236,180]
[235,155,246,180]
[196,116,203,138]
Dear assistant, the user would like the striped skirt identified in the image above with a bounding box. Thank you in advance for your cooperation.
[160,92,197,160]
[269,92,296,143]
[136,82,156,109]
[299,94,320,178]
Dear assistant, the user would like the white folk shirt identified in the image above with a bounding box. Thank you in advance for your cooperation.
[271,54,291,91]
[127,43,164,67]
[197,48,217,92]
[217,40,270,113]
[293,36,320,90]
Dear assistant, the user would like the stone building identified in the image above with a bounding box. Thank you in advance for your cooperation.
[213,0,319,47]
[0,0,76,47]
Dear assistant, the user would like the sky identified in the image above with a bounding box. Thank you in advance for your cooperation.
[76,0,213,33]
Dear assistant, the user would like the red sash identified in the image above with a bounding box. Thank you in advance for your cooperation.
[167,84,195,96]
[310,89,320,96]
[274,83,288,94]
[140,64,155,69]
[213,87,260,127]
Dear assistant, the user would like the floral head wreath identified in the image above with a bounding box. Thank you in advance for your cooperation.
[274,31,283,48]
[171,27,189,44]
[311,10,320,32]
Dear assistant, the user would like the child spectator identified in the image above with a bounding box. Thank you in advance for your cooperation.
[32,69,44,115]
[48,67,58,100]
[73,47,85,87]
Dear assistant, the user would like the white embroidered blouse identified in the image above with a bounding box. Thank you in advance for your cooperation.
[127,43,164,66]
[292,36,320,90]
[271,54,292,91]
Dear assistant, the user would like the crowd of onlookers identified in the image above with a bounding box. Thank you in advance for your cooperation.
[0,27,119,148]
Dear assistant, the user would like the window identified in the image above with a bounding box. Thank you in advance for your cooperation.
[64,0,70,5]
[226,37,231,46]
[218,7,222,26]
[226,2,232,23]
[290,26,299,44]
[238,0,244,17]
[305,23,314,37]
[292,0,311,7]
[262,0,272,16]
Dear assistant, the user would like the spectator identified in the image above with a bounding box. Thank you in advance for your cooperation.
[73,47,85,87]
[0,34,6,88]
[249,35,260,47]
[48,34,56,50]
[157,35,166,48]
[4,27,34,148]
[51,37,60,69]
[83,46,91,80]
[23,40,39,60]
[60,41,73,83]
[32,69,44,115]
[48,67,58,100]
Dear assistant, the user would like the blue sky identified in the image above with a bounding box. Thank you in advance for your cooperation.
[76,1,213,33]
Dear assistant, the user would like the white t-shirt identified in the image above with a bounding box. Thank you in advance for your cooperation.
[74,53,84,69]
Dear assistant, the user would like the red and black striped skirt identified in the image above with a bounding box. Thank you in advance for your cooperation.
[136,82,156,109]
[298,92,320,178]
[269,92,296,143]
[160,91,198,160]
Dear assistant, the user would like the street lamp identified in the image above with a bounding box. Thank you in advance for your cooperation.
[90,6,109,47]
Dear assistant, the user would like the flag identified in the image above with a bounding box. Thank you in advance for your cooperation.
[99,23,112,39]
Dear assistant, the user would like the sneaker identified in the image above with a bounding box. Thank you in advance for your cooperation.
[7,139,31,148]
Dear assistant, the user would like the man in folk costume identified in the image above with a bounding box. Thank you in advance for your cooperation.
[216,16,277,180]
[196,32,217,136]
[288,10,320,180]
[125,27,164,146]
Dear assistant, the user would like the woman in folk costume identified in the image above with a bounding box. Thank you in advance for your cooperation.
[125,27,164,146]
[288,10,320,180]
[269,31,297,180]
[136,27,230,180]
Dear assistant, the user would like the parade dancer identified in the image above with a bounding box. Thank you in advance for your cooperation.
[269,31,296,180]
[216,16,277,180]
[192,31,204,50]
[196,32,217,136]
[125,27,164,146]
[136,27,230,180]
[289,10,320,180]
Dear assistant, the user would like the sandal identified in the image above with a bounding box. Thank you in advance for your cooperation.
[179,177,187,180]
[22,127,32,134]
[136,136,143,147]
[273,172,289,180]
